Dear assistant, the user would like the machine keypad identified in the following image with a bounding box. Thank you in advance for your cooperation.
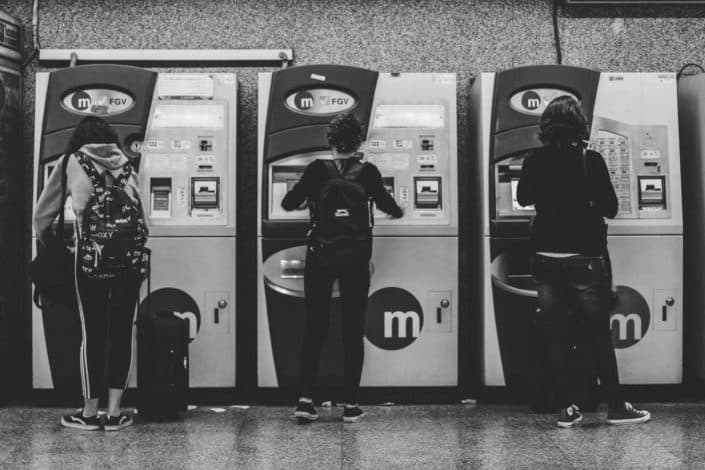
[592,133,632,215]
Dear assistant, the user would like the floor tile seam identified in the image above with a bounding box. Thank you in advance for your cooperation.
[532,412,578,470]
[227,406,254,468]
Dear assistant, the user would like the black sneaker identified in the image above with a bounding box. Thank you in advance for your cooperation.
[557,404,583,428]
[343,405,365,423]
[104,412,134,431]
[294,400,318,423]
[61,410,102,431]
[606,402,651,425]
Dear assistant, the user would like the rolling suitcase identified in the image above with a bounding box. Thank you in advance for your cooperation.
[137,255,189,420]
[137,309,189,419]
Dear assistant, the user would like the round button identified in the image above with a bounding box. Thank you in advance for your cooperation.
[218,300,227,309]
[440,299,450,309]
[666,297,675,307]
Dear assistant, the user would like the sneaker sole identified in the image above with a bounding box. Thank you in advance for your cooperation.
[294,411,318,421]
[104,421,133,432]
[343,413,365,423]
[606,412,651,425]
[61,418,101,431]
[557,415,583,428]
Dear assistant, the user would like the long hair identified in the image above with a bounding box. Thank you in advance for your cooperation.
[327,113,364,154]
[63,116,120,156]
[538,95,589,148]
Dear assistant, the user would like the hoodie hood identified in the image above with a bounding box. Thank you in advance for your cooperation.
[79,143,130,170]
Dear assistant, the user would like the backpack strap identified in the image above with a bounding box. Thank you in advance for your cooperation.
[581,148,597,209]
[321,159,341,178]
[342,159,365,181]
[113,162,133,189]
[342,159,373,228]
[55,153,71,241]
[74,151,107,192]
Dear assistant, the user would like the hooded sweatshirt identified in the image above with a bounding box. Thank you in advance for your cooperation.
[34,143,141,246]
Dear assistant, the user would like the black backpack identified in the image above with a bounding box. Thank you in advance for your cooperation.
[310,159,372,250]
[75,151,149,281]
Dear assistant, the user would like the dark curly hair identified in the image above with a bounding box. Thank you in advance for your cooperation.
[327,113,364,154]
[538,95,589,147]
[64,116,120,156]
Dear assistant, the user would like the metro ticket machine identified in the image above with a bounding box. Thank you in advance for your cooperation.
[258,65,459,391]
[0,10,22,399]
[470,65,683,397]
[678,73,705,385]
[32,65,237,394]
[137,73,237,388]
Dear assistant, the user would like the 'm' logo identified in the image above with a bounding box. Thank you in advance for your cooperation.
[72,90,92,111]
[294,91,315,110]
[139,287,202,342]
[521,91,542,110]
[610,286,650,349]
[384,310,421,339]
[334,209,349,217]
[365,287,423,350]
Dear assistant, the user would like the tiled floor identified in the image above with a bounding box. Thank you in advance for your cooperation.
[0,403,702,469]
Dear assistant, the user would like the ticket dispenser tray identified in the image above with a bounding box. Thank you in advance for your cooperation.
[191,177,220,213]
[638,176,666,212]
[414,176,442,210]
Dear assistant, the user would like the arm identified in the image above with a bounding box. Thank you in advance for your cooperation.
[367,164,403,218]
[281,161,315,211]
[516,153,535,207]
[33,157,67,246]
[591,151,618,219]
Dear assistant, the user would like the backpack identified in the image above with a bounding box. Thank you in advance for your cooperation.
[310,159,372,250]
[75,151,149,281]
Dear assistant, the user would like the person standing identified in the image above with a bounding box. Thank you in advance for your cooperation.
[282,113,403,423]
[517,96,651,428]
[34,116,148,431]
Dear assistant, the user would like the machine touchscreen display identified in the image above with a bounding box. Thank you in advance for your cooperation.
[373,105,444,129]
[152,103,225,128]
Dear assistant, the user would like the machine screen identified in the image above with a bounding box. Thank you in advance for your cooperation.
[495,155,535,217]
[373,105,445,129]
[510,180,533,211]
[268,155,324,220]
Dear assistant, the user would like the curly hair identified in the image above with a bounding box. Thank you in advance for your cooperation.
[64,116,120,156]
[327,113,364,154]
[538,95,589,147]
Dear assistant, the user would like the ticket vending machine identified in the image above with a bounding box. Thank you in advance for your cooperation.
[0,10,22,400]
[32,66,237,393]
[137,73,237,388]
[469,66,682,395]
[678,73,705,384]
[258,65,458,390]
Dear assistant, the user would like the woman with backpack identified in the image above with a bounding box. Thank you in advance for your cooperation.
[34,116,148,431]
[282,113,403,423]
[516,96,650,428]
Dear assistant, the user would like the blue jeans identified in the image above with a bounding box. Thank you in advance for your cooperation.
[531,254,622,410]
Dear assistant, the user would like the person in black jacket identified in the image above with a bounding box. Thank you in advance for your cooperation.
[282,113,403,423]
[517,96,650,428]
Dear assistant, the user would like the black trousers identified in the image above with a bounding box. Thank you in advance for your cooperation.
[299,245,371,404]
[531,254,622,410]
[74,262,141,400]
